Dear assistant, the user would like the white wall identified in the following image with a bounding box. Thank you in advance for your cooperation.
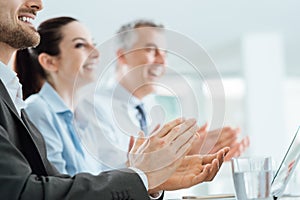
[33,0,300,198]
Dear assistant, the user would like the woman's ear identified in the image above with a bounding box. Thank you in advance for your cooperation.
[38,53,58,72]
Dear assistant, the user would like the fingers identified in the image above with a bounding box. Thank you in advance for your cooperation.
[242,136,250,147]
[179,144,232,185]
[206,158,220,181]
[201,147,229,166]
[191,158,219,184]
[218,128,239,144]
[171,122,198,151]
[223,136,249,161]
[164,118,197,143]
[130,131,146,154]
[175,134,198,159]
[223,143,240,161]
[216,147,230,167]
[197,122,208,134]
[201,153,218,164]
[188,128,207,155]
[150,124,161,135]
[201,156,222,182]
[193,164,211,184]
[154,118,185,138]
[166,121,199,161]
[208,127,240,154]
[128,136,135,153]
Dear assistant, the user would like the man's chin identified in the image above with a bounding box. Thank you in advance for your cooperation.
[28,31,40,47]
[19,33,40,49]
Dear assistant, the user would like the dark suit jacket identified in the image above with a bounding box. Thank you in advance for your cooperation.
[0,80,158,200]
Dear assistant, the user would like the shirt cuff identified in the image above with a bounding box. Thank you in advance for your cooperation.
[150,190,163,199]
[128,167,148,190]
[128,167,163,199]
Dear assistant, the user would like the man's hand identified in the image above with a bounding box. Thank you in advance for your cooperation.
[128,118,198,189]
[189,126,250,161]
[149,147,230,193]
[223,136,250,161]
[188,123,208,155]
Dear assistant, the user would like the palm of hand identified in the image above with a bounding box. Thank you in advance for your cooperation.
[160,155,206,190]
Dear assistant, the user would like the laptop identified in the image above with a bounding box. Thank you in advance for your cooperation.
[182,127,300,200]
[271,126,300,199]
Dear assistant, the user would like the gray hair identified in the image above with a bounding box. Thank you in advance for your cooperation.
[116,19,164,50]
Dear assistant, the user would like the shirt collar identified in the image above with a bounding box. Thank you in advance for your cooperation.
[39,82,71,114]
[0,61,25,116]
[0,61,18,87]
[112,83,143,107]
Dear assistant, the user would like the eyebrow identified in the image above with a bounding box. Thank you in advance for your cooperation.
[144,43,167,52]
[144,43,158,48]
[71,37,95,43]
[72,37,87,42]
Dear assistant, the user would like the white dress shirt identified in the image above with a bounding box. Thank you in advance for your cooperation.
[0,61,26,116]
[76,83,164,195]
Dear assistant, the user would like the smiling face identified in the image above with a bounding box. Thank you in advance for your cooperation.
[0,0,42,50]
[50,21,100,89]
[118,27,167,99]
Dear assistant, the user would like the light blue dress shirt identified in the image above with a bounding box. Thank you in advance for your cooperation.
[25,82,102,176]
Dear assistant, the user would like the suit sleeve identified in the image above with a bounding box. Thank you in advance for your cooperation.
[0,126,152,200]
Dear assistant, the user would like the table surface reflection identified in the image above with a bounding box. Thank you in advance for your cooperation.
[166,195,300,200]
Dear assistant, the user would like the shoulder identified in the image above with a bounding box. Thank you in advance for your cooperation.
[25,94,53,120]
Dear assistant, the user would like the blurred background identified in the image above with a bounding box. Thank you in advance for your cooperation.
[34,0,300,198]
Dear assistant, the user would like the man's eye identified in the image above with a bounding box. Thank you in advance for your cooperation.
[145,47,156,53]
[145,47,155,51]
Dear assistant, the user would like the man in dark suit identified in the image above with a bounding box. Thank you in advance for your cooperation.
[0,0,229,199]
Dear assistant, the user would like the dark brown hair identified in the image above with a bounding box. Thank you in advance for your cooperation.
[14,16,78,99]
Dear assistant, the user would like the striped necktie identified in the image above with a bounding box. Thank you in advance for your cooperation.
[135,104,148,135]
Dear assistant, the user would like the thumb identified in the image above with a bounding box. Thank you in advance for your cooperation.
[198,122,208,134]
[128,136,135,153]
[130,131,146,154]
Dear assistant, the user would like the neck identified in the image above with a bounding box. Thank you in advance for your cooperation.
[119,80,150,100]
[116,68,152,100]
[48,79,80,112]
[0,42,16,65]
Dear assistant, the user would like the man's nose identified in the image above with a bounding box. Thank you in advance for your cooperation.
[26,0,43,11]
[155,49,166,65]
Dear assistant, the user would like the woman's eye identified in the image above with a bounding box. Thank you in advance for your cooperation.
[75,43,86,48]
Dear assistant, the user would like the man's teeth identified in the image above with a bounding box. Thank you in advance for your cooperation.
[150,68,163,76]
[19,16,32,23]
[84,65,94,70]
[150,71,158,76]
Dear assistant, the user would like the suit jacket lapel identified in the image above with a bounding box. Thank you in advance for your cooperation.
[0,80,58,175]
[0,80,41,140]
[21,110,59,175]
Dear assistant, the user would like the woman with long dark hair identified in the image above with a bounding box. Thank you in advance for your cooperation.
[14,16,101,175]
